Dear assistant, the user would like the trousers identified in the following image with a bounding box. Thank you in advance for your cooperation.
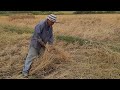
[22,45,45,74]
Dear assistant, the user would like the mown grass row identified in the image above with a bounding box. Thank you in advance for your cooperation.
[56,35,91,46]
[56,35,120,53]
[56,35,103,46]
[0,24,33,34]
[108,44,120,53]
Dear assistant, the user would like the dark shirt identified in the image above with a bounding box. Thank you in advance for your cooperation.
[30,19,54,50]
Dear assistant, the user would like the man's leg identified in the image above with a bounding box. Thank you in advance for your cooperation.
[22,46,38,76]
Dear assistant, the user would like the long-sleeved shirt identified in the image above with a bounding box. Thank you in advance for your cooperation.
[30,19,54,50]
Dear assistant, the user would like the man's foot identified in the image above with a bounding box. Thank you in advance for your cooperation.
[22,72,28,78]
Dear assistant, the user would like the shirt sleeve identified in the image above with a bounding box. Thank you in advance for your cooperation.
[34,24,44,44]
[48,29,54,45]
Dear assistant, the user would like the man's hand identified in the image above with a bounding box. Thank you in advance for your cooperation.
[40,41,46,47]
[38,38,46,47]
[47,45,55,52]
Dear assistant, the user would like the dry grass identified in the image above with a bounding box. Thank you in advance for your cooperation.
[9,14,35,21]
[1,14,120,79]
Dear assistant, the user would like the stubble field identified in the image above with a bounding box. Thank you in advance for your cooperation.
[0,14,120,79]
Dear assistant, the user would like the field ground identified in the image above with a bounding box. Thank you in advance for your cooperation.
[1,14,120,79]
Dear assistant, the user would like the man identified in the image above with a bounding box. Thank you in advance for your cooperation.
[22,14,57,77]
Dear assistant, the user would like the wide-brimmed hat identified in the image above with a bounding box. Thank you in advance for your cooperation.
[47,14,57,23]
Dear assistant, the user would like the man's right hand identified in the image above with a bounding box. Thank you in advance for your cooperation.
[47,45,55,52]
[38,38,46,47]
[40,41,46,47]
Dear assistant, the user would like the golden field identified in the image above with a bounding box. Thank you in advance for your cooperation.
[1,14,120,79]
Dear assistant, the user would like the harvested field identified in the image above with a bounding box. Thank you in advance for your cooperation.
[0,14,120,79]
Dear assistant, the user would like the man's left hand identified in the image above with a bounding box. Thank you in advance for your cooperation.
[47,45,55,52]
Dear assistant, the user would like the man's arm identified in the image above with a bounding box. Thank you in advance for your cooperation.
[34,24,46,47]
[48,28,54,45]
[47,29,55,51]
[48,35,54,45]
